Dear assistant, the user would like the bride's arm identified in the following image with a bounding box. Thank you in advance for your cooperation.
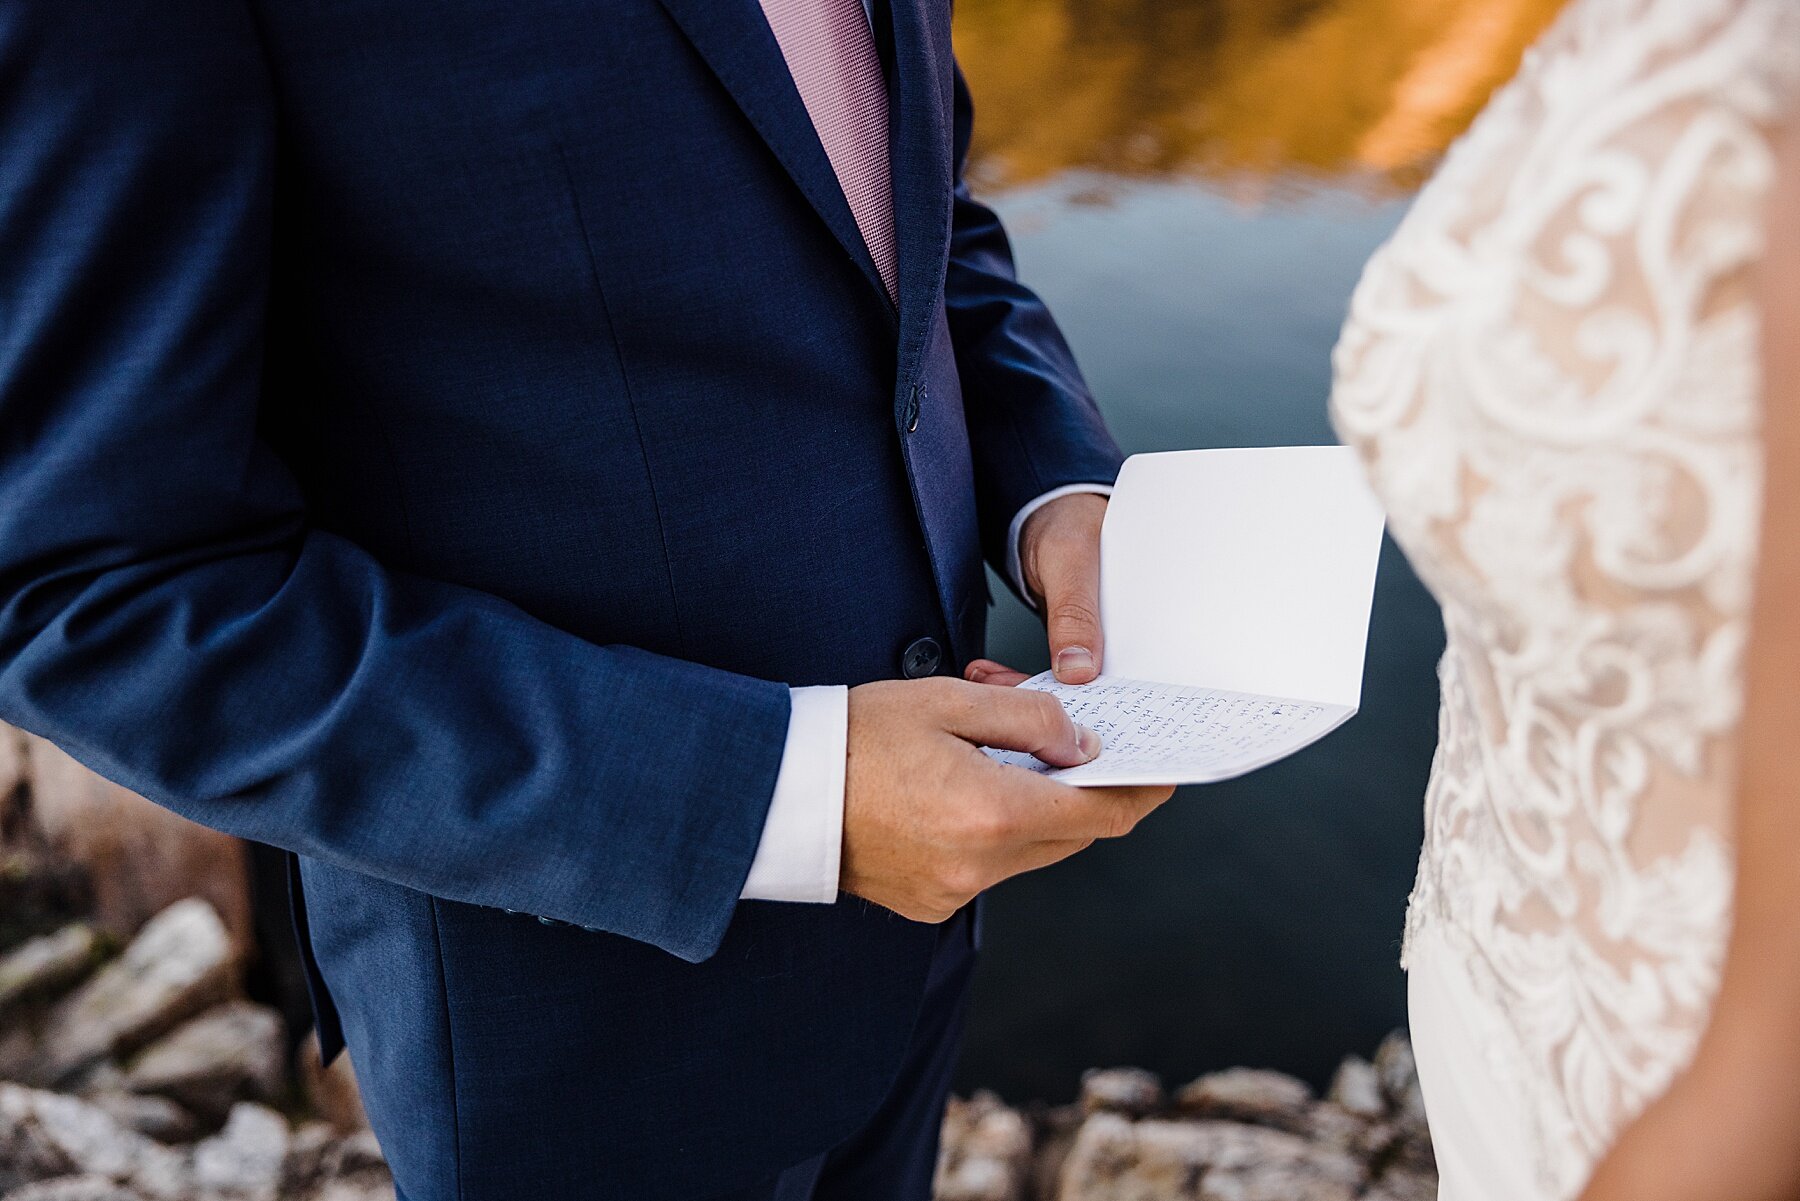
[1577,114,1800,1201]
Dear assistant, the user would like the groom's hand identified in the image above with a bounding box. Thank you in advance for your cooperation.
[840,678,1174,922]
[968,490,1110,688]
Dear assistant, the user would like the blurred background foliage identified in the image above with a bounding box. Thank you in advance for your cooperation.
[955,0,1564,195]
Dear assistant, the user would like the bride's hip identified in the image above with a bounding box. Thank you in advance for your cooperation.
[1407,925,1558,1201]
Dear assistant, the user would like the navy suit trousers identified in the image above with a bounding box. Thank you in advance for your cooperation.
[712,909,977,1201]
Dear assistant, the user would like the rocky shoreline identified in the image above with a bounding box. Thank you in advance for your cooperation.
[938,1039,1435,1201]
[0,899,387,1201]
[0,894,1434,1201]
[1,726,1434,1200]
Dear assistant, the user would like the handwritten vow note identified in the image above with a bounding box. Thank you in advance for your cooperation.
[986,679,1349,786]
[985,447,1385,786]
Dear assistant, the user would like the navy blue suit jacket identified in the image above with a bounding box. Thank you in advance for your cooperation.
[0,1,1121,1194]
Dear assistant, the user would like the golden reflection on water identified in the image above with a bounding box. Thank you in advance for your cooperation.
[953,0,1567,198]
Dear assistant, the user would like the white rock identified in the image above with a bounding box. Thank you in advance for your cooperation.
[282,1121,339,1191]
[1057,1113,1366,1201]
[123,1001,284,1117]
[0,1084,77,1191]
[305,1181,397,1201]
[1326,1055,1386,1119]
[1300,1101,1382,1159]
[1174,1068,1314,1132]
[3,1177,148,1201]
[1366,1166,1439,1201]
[0,1083,190,1201]
[0,925,99,1011]
[191,1102,289,1201]
[1079,1067,1164,1116]
[84,1092,199,1144]
[935,1092,1032,1201]
[38,900,236,1083]
[328,1129,388,1175]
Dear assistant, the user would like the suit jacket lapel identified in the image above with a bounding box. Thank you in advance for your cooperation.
[884,0,955,376]
[653,0,892,310]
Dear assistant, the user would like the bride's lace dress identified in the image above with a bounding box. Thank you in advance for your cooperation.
[1328,0,1798,1196]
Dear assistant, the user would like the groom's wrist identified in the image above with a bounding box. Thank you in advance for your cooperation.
[738,685,847,903]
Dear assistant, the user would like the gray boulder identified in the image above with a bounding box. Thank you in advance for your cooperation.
[84,1091,201,1145]
[1299,1101,1390,1161]
[1325,1055,1386,1119]
[934,1091,1033,1201]
[0,925,99,1012]
[1365,1166,1439,1201]
[37,900,236,1085]
[190,1102,290,1201]
[327,1129,389,1176]
[1079,1067,1164,1117]
[123,1001,284,1118]
[1174,1068,1314,1132]
[3,1178,149,1201]
[0,1083,76,1192]
[1057,1113,1367,1201]
[303,1181,398,1201]
[0,1082,191,1201]
[308,1130,395,1201]
[282,1121,340,1193]
[282,1122,397,1201]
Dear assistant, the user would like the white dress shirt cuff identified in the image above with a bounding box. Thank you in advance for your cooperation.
[740,684,847,904]
[1006,483,1116,606]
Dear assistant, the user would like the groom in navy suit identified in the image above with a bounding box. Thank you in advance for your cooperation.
[0,1,1174,1197]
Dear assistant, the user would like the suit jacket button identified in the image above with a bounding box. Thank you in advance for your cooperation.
[901,636,942,679]
[902,386,921,433]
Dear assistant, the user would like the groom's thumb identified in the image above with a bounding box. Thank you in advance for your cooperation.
[1043,563,1103,686]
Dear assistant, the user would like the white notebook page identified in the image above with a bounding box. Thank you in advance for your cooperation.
[985,446,1385,786]
[985,674,1354,786]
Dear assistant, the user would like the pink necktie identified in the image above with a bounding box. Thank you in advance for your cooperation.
[759,0,900,304]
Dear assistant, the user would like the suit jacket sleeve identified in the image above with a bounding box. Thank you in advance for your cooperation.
[945,64,1127,586]
[0,1,789,964]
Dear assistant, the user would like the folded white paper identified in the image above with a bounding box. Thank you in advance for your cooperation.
[986,446,1386,786]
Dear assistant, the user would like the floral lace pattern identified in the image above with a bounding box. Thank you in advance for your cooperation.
[1329,0,1798,1194]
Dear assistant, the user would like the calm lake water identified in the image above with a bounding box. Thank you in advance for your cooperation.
[948,0,1563,1101]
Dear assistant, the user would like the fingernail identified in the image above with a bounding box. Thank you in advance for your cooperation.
[1076,725,1102,761]
[1055,646,1096,681]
